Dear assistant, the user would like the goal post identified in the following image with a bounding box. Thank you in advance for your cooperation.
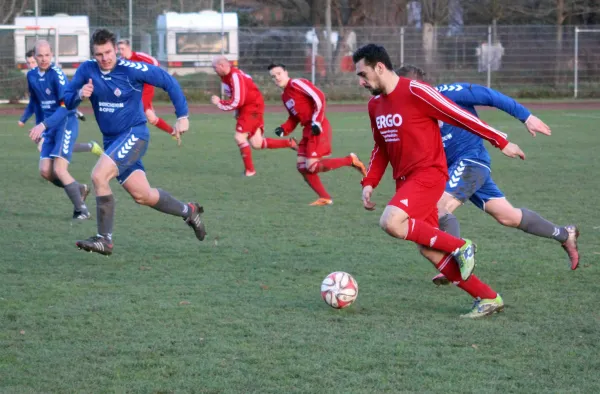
[574,26,600,98]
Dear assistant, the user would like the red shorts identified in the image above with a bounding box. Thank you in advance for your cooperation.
[236,107,264,137]
[297,119,332,159]
[142,84,155,111]
[388,168,447,227]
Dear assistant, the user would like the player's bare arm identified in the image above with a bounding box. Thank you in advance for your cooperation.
[525,115,551,137]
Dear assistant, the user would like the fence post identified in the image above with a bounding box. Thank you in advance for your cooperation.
[574,26,579,98]
[400,27,405,66]
[128,0,133,42]
[311,35,317,84]
[487,25,492,88]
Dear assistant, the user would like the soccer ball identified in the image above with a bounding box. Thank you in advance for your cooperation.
[320,271,358,309]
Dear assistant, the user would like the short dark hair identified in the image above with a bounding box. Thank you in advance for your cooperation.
[26,49,35,58]
[91,28,116,48]
[268,63,286,71]
[352,44,393,70]
[395,65,426,81]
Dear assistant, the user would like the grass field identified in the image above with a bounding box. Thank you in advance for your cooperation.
[1,108,599,393]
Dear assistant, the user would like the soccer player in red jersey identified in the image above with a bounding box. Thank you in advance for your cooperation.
[211,56,297,177]
[353,44,526,318]
[268,63,368,206]
[117,40,179,144]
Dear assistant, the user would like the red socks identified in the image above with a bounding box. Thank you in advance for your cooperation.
[307,156,352,173]
[298,163,331,199]
[153,117,174,135]
[237,142,255,173]
[261,138,292,149]
[436,254,497,299]
[405,218,465,253]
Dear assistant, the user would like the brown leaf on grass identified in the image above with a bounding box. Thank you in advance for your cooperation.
[260,284,269,290]
[179,300,191,306]
[19,330,25,335]
[471,344,478,349]
[139,266,151,271]
[491,261,498,264]
[243,249,249,254]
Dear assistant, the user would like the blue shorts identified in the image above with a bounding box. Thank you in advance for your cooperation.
[40,115,79,163]
[104,125,149,184]
[446,159,504,210]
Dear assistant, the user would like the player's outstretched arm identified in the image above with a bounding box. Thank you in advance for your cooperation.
[133,63,188,120]
[63,63,90,110]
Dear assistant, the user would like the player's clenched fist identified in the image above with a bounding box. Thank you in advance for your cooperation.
[362,186,376,211]
[210,95,220,106]
[311,121,322,136]
[80,78,94,98]
[274,127,285,137]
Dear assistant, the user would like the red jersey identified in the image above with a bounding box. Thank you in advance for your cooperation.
[279,78,326,136]
[362,78,509,189]
[216,67,264,112]
[129,51,159,66]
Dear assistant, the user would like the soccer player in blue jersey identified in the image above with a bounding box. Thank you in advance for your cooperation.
[20,48,103,156]
[395,65,580,281]
[26,40,92,220]
[63,28,206,256]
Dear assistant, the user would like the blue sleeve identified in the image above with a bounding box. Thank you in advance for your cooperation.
[41,71,69,130]
[63,63,88,110]
[20,74,36,123]
[128,62,188,118]
[442,83,531,123]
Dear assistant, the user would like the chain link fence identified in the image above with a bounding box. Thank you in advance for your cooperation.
[2,20,600,103]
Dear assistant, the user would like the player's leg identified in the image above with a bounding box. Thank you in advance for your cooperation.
[76,154,118,255]
[234,128,256,176]
[247,113,296,150]
[39,134,63,187]
[305,121,367,177]
[50,116,90,219]
[121,169,206,241]
[420,246,504,318]
[296,150,332,205]
[380,170,476,280]
[143,86,174,135]
[483,194,580,270]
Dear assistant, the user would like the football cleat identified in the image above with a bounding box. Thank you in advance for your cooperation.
[244,170,257,177]
[309,198,333,206]
[76,110,86,121]
[73,209,91,220]
[90,140,103,156]
[185,203,207,241]
[461,295,504,319]
[79,183,90,203]
[432,273,451,286]
[76,235,113,255]
[454,239,477,281]
[350,153,368,177]
[561,225,580,270]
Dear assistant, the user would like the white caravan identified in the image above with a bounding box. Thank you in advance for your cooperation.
[156,10,239,75]
[14,14,90,76]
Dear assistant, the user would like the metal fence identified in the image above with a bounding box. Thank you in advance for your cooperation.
[2,24,600,102]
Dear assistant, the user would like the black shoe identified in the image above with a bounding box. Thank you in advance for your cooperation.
[184,203,206,241]
[76,235,113,255]
[76,111,86,121]
[73,210,91,220]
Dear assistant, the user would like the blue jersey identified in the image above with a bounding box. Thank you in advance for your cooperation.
[20,93,44,125]
[63,59,188,138]
[25,64,75,130]
[437,83,531,166]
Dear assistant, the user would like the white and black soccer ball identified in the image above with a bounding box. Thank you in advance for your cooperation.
[320,271,358,309]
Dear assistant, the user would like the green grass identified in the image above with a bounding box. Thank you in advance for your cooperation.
[0,109,599,393]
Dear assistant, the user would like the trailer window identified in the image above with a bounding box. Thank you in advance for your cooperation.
[25,35,78,56]
[175,32,229,54]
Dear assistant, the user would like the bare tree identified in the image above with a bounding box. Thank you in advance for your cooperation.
[1,0,29,24]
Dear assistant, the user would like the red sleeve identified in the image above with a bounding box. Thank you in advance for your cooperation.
[132,52,159,66]
[218,71,246,111]
[408,80,509,149]
[290,79,325,124]
[361,108,389,189]
[281,116,299,135]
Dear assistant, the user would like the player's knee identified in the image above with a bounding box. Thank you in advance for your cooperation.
[91,170,109,189]
[39,168,52,180]
[306,160,319,173]
[494,210,521,227]
[296,162,307,174]
[52,166,68,180]
[234,133,248,145]
[379,209,409,238]
[249,137,262,150]
[131,190,152,205]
